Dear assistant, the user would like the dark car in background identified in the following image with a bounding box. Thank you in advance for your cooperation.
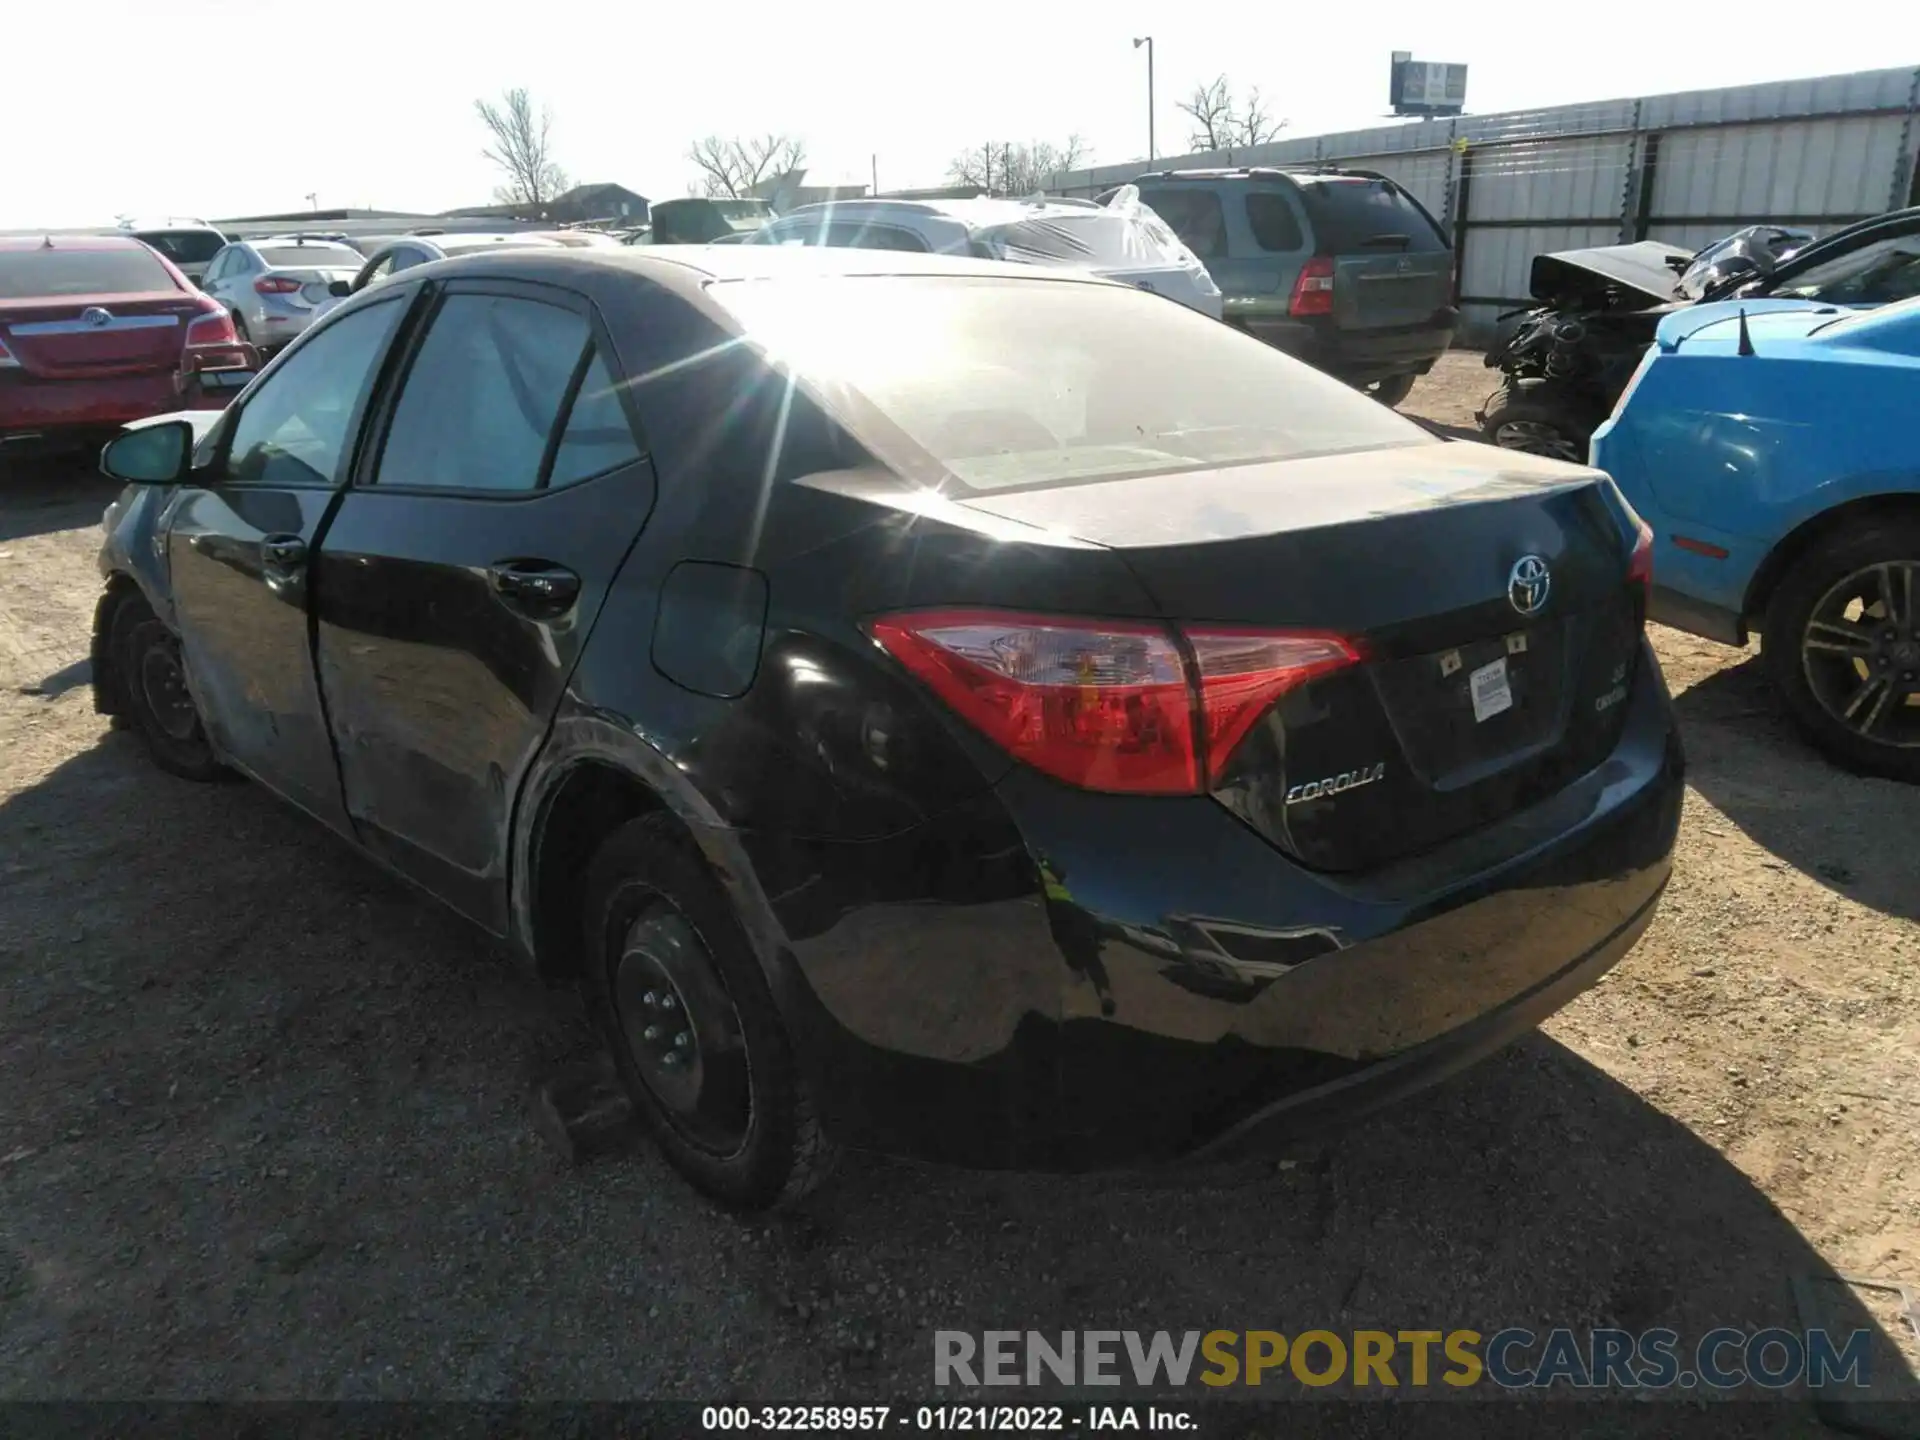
[1104,166,1459,405]
[0,235,254,456]
[91,244,1679,1212]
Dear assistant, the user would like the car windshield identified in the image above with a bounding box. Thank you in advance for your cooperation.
[133,230,225,264]
[258,244,363,268]
[1770,233,1920,306]
[0,247,175,299]
[712,274,1430,492]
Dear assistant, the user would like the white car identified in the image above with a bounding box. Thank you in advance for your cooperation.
[748,190,1225,320]
[309,232,568,320]
[199,235,366,354]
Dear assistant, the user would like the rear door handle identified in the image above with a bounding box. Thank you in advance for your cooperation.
[261,533,307,569]
[488,559,580,619]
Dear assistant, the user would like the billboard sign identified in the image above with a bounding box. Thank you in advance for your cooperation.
[1389,54,1468,117]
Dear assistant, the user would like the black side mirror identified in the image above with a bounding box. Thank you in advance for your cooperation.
[100,420,194,485]
[328,279,352,297]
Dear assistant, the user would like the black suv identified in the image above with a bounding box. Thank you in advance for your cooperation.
[1107,167,1458,405]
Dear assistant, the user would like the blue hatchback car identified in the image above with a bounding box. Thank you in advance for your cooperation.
[1591,294,1920,782]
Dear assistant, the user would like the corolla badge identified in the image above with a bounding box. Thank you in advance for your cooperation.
[81,307,113,328]
[1285,761,1386,806]
[1508,555,1551,616]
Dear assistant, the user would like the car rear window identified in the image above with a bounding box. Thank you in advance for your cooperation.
[712,274,1429,492]
[134,230,225,264]
[258,244,364,268]
[1295,178,1449,254]
[977,215,1160,268]
[0,247,177,299]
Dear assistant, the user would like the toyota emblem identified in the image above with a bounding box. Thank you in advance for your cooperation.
[80,307,113,328]
[1508,555,1551,616]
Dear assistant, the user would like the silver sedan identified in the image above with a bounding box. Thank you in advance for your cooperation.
[199,236,367,354]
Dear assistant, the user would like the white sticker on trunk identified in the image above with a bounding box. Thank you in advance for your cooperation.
[1469,658,1513,723]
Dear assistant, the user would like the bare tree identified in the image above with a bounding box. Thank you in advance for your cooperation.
[1177,77,1235,153]
[1178,76,1288,153]
[475,88,570,208]
[1231,86,1287,147]
[945,136,1090,196]
[688,134,808,198]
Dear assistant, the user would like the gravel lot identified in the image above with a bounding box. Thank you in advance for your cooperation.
[1,353,1915,1426]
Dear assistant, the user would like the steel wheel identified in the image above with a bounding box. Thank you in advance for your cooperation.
[1491,419,1584,463]
[610,904,753,1157]
[1799,559,1920,750]
[137,635,200,742]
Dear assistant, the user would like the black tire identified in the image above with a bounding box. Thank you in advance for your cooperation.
[1479,390,1593,463]
[1364,373,1418,408]
[580,814,834,1210]
[1762,518,1920,784]
[110,597,226,782]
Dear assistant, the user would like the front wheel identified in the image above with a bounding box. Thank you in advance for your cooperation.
[110,598,226,782]
[580,815,835,1210]
[1763,519,1920,783]
[1479,389,1593,463]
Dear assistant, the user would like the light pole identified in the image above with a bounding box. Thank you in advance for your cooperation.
[1133,36,1155,161]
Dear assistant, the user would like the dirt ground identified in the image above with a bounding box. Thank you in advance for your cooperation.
[1,353,1915,1427]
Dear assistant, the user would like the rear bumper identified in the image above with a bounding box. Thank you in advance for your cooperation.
[0,370,235,439]
[757,646,1684,1171]
[1231,309,1459,382]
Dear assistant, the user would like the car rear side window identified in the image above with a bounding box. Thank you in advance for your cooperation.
[224,300,405,487]
[1244,192,1305,252]
[1135,189,1227,260]
[549,348,643,486]
[1294,178,1449,254]
[258,244,363,268]
[373,293,607,492]
[0,248,176,299]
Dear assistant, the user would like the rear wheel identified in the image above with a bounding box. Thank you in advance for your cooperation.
[111,598,225,782]
[1479,390,1591,463]
[580,814,834,1210]
[1363,373,1418,408]
[1764,519,1920,783]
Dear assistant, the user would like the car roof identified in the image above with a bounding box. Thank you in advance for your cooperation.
[410,241,1111,295]
[769,196,1109,232]
[0,233,156,253]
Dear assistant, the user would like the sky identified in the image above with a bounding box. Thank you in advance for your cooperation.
[6,1,1912,228]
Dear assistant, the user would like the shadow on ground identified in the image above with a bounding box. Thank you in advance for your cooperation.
[0,459,120,544]
[1673,653,1920,921]
[0,728,1909,1431]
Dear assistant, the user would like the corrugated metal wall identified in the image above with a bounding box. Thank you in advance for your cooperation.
[1051,65,1920,343]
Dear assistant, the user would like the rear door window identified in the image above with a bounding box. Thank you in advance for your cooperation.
[1135,188,1228,260]
[0,247,177,299]
[1294,178,1449,254]
[1243,192,1305,252]
[373,292,594,493]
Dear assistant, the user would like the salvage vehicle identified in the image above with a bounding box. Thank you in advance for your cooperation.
[199,235,367,356]
[1481,208,1920,460]
[0,234,255,457]
[1592,295,1920,781]
[92,245,1682,1210]
[1107,166,1458,405]
[752,192,1226,321]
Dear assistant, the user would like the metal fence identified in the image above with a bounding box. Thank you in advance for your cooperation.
[1051,65,1920,343]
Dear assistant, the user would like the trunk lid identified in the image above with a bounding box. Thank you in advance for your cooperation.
[955,443,1646,871]
[0,291,197,378]
[1331,250,1453,330]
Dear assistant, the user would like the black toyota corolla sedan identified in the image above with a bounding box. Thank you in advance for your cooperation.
[90,244,1684,1210]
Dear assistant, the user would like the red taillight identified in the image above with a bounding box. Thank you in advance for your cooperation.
[254,276,300,294]
[185,308,237,345]
[867,610,1362,795]
[1289,256,1336,317]
[1628,518,1654,609]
